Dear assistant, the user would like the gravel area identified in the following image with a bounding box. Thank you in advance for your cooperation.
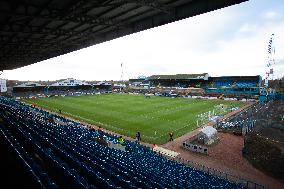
[162,131,284,189]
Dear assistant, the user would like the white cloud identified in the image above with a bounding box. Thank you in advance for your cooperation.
[263,11,277,19]
[237,23,259,34]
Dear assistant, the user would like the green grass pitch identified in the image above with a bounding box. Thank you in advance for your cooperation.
[22,93,245,144]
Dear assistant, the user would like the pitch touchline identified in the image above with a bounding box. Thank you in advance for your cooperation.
[65,112,158,140]
[31,103,170,141]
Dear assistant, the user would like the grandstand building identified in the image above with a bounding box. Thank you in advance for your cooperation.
[147,73,209,88]
[112,83,126,91]
[11,79,108,97]
[10,79,116,98]
[50,78,90,87]
[205,76,261,98]
[129,78,148,87]
[48,79,92,94]
[136,74,261,98]
[13,82,45,97]
[92,82,112,91]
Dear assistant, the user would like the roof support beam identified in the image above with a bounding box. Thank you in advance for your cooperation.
[0,2,126,28]
[111,0,174,14]
[0,23,79,37]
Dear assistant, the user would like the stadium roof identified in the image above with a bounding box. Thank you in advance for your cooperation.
[148,73,209,80]
[210,75,261,79]
[0,0,247,71]
[50,78,90,86]
[14,82,44,88]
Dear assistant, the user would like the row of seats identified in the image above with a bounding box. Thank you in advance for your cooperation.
[211,80,258,88]
[0,96,246,189]
[215,101,281,133]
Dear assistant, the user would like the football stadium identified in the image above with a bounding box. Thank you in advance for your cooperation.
[0,1,284,189]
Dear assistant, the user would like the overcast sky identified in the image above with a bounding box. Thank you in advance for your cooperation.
[2,0,284,81]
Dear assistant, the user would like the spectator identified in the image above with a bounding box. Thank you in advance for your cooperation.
[118,136,125,145]
[89,126,96,133]
[136,131,141,143]
[169,132,174,141]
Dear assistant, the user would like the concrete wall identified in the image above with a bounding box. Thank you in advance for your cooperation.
[183,142,208,155]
